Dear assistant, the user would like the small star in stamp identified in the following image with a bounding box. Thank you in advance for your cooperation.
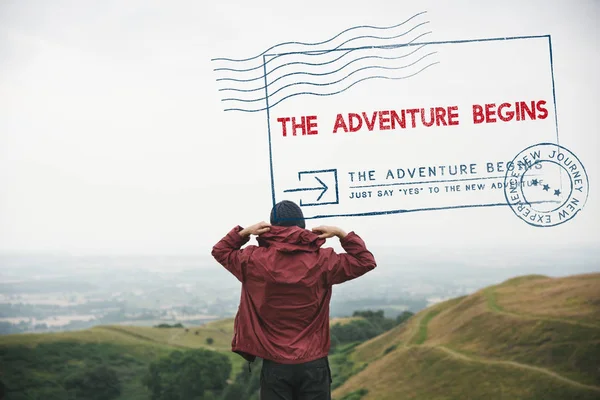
[543,184,550,191]
[554,189,561,196]
[531,179,539,186]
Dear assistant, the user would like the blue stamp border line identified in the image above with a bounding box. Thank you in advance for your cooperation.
[265,34,559,220]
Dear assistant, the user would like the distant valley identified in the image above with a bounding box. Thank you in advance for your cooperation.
[2,246,598,335]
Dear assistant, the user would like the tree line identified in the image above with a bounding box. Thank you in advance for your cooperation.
[330,310,413,348]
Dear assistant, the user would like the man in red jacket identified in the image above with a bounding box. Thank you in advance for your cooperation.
[211,200,377,400]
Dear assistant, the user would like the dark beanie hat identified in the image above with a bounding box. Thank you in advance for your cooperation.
[270,200,305,229]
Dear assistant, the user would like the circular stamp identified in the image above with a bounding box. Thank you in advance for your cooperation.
[503,142,589,227]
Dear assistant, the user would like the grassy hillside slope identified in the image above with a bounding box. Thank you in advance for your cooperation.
[332,273,600,400]
[0,319,244,399]
[0,315,369,399]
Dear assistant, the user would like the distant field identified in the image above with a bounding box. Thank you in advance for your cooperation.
[200,317,235,334]
[333,273,600,400]
[330,316,365,326]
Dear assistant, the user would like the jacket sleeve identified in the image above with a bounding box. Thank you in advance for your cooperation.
[325,231,377,285]
[211,225,254,283]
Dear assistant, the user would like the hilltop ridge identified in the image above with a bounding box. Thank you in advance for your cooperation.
[332,272,600,400]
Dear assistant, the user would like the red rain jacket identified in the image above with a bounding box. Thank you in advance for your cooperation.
[211,224,377,364]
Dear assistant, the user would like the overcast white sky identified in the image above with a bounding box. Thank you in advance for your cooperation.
[0,0,598,255]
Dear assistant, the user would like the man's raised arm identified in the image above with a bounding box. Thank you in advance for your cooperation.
[312,225,377,285]
[211,222,271,282]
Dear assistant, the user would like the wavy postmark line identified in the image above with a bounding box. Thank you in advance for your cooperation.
[211,11,439,111]
[216,37,431,86]
[220,48,435,95]
[216,49,354,83]
[223,62,440,113]
[210,10,428,64]
[214,21,431,81]
[221,52,438,104]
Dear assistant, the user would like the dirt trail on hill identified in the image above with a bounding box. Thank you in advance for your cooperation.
[167,329,187,345]
[97,326,188,349]
[403,310,426,345]
[484,288,600,329]
[434,345,600,393]
[402,303,600,393]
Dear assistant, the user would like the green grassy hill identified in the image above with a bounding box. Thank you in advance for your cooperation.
[0,314,371,399]
[332,273,600,400]
[0,319,245,399]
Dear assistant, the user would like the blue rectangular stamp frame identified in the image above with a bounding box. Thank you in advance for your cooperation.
[263,35,560,221]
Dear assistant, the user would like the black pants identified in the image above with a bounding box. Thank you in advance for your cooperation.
[260,356,332,400]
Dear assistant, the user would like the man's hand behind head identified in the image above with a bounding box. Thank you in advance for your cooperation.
[311,225,347,239]
[239,221,271,238]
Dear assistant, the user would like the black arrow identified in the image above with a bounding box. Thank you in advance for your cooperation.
[284,176,329,201]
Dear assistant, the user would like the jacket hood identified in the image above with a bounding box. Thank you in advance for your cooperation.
[256,225,326,252]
